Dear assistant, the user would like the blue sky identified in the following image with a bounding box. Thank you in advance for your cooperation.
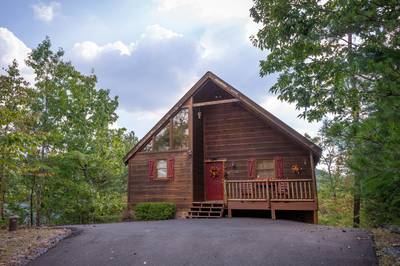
[0,0,321,138]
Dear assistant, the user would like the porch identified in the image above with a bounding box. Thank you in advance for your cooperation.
[224,179,317,222]
[188,178,317,222]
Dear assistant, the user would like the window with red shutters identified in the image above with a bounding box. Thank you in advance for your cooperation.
[256,159,275,178]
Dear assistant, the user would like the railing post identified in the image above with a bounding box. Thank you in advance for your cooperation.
[223,180,227,205]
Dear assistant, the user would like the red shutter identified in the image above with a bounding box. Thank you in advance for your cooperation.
[247,159,256,179]
[167,158,175,181]
[148,159,155,180]
[275,156,284,179]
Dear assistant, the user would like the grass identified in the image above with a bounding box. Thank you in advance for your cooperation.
[0,227,71,265]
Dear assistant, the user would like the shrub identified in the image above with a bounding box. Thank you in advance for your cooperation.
[134,202,176,221]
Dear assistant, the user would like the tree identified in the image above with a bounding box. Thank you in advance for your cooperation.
[350,107,400,226]
[251,0,400,227]
[0,61,35,221]
[18,37,138,226]
[312,122,347,201]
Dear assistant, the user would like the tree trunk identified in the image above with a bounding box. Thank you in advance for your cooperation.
[30,186,34,226]
[0,164,4,221]
[35,144,46,227]
[0,189,4,221]
[348,32,361,228]
[353,175,361,227]
[35,186,41,227]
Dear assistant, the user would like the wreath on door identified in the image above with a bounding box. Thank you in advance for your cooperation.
[210,166,220,178]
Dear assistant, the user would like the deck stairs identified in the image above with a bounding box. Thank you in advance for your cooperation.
[187,202,224,219]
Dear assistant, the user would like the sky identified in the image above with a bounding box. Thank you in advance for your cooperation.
[0,0,321,139]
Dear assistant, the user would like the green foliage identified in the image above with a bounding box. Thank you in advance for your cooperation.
[318,171,354,227]
[0,60,36,222]
[93,193,126,223]
[0,38,138,226]
[251,0,400,227]
[134,202,176,221]
[350,112,400,226]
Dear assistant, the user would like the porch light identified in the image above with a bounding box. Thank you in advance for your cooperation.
[197,111,202,119]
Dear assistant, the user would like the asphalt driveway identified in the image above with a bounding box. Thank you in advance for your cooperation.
[30,218,377,266]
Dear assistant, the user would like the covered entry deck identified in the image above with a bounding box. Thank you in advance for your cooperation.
[224,179,317,222]
[188,178,318,223]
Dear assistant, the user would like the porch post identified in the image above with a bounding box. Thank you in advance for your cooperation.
[310,152,318,224]
[188,97,194,204]
[313,211,318,224]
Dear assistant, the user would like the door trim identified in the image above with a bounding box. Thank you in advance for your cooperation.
[204,159,227,163]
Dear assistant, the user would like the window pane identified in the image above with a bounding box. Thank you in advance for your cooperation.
[256,160,275,178]
[143,141,153,152]
[172,109,189,150]
[154,123,170,151]
[157,160,167,178]
[257,160,274,170]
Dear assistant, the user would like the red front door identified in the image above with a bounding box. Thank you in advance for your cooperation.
[205,161,224,201]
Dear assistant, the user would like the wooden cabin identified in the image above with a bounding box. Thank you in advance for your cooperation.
[124,71,321,223]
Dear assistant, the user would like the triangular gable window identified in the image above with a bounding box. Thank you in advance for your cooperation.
[154,122,171,152]
[141,108,189,152]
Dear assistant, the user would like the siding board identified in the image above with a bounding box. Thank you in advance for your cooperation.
[128,151,192,211]
[203,102,312,180]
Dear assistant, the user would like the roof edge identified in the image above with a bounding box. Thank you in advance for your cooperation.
[123,72,213,164]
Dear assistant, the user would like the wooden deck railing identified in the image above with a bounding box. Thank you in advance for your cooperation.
[224,179,314,202]
[225,180,269,201]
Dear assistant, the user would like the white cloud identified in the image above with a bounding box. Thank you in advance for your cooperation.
[0,27,34,83]
[72,41,135,60]
[157,0,259,44]
[156,1,259,59]
[72,25,182,61]
[32,2,60,22]
[158,0,252,22]
[142,24,182,41]
[261,95,321,137]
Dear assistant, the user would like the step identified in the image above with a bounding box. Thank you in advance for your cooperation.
[191,202,224,208]
[189,207,223,212]
[188,211,223,217]
[188,211,222,215]
[187,215,222,219]
[187,202,224,219]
